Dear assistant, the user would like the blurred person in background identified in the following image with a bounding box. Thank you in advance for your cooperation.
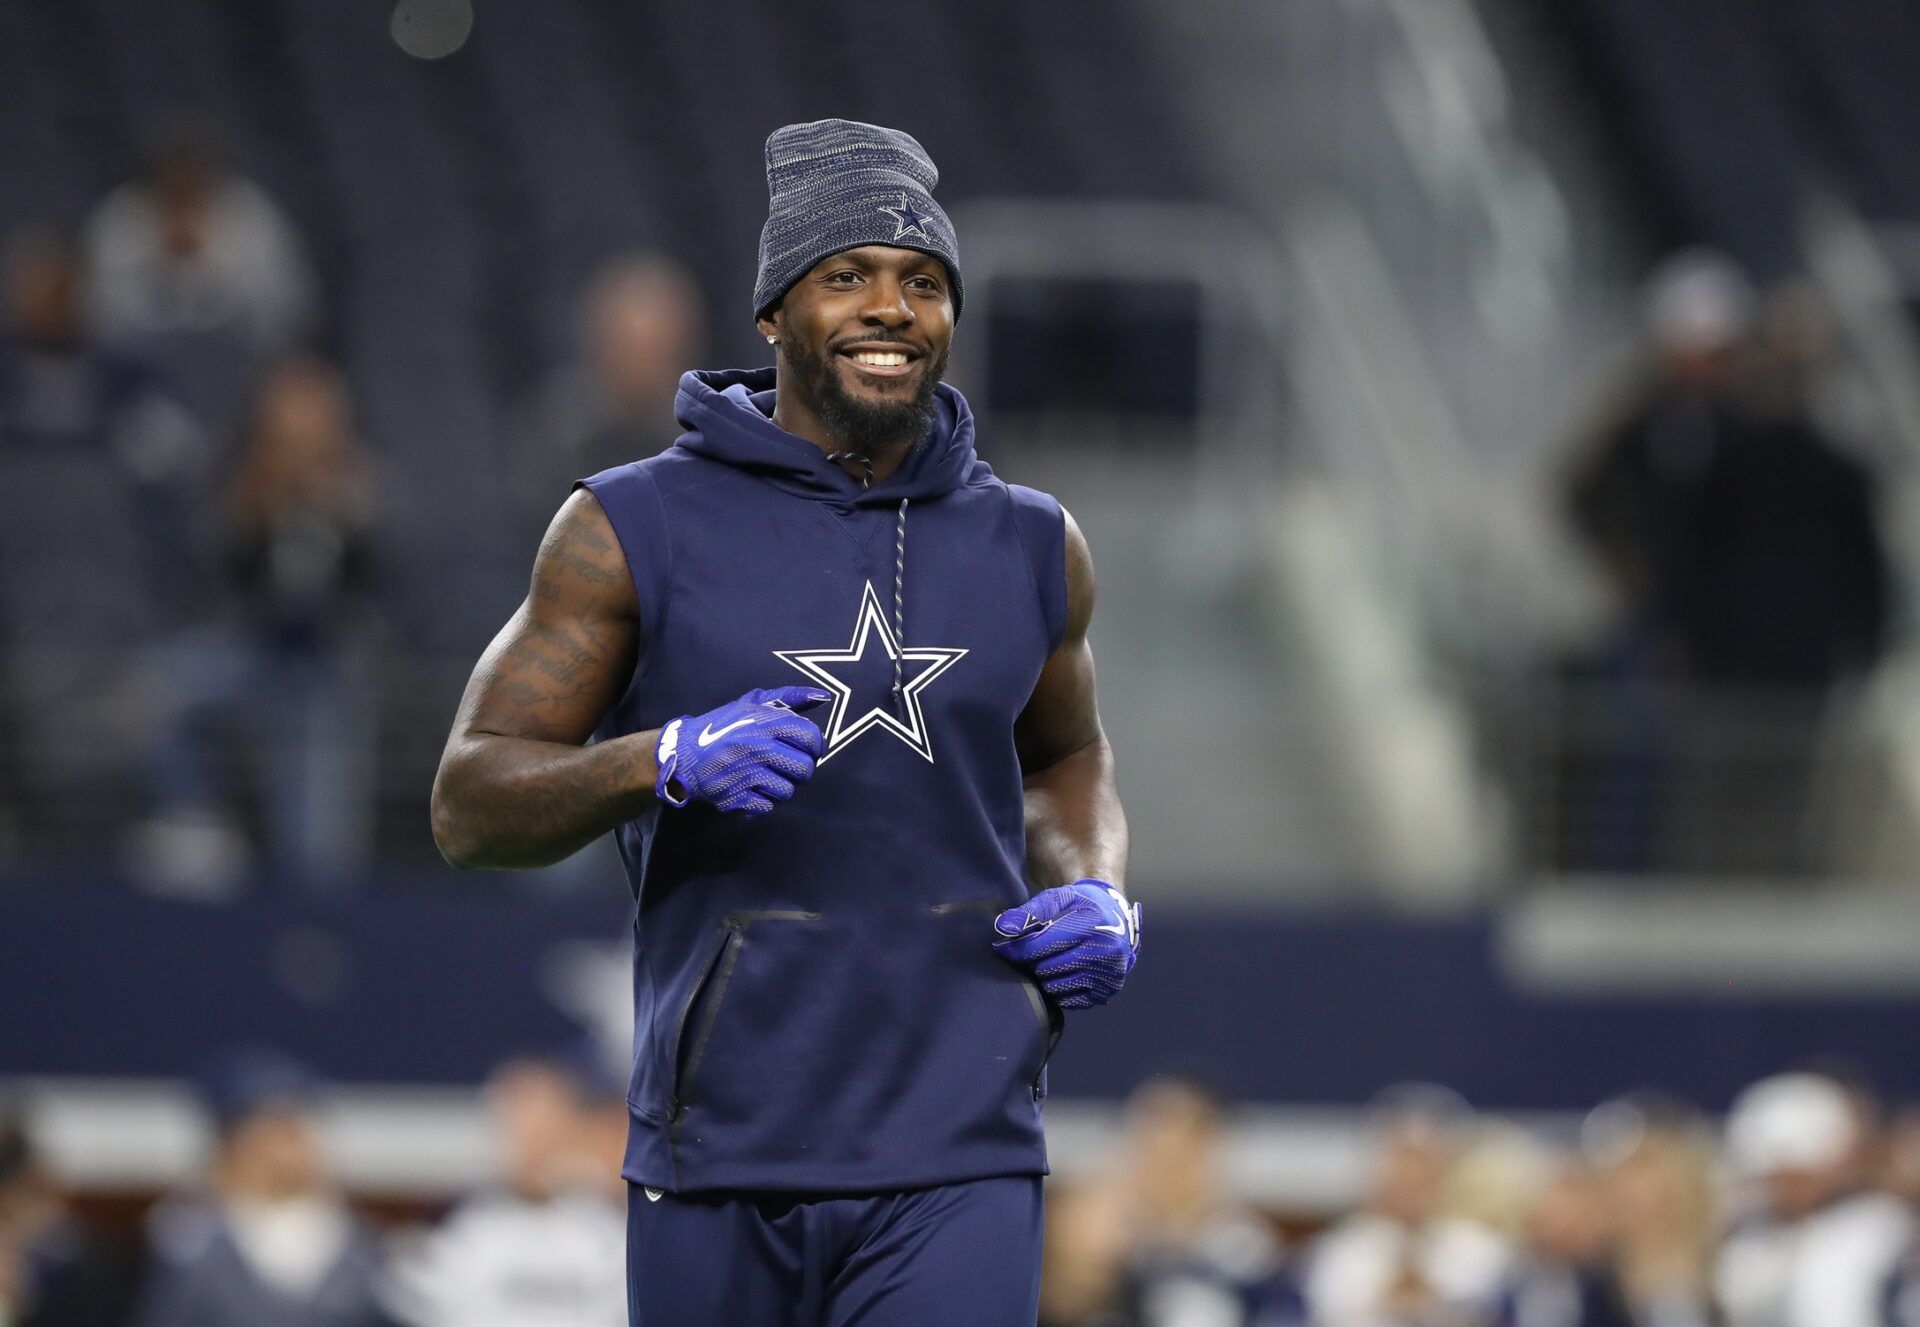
[0,228,211,624]
[1558,248,1756,873]
[1492,1157,1633,1327]
[384,1053,626,1327]
[1113,1079,1299,1327]
[1715,1071,1912,1327]
[1564,249,1759,685]
[1305,1085,1512,1327]
[1583,1097,1717,1327]
[511,254,706,543]
[1559,250,1889,873]
[84,129,318,442]
[0,227,210,859]
[134,1049,390,1327]
[1040,1176,1134,1327]
[0,1116,141,1327]
[136,354,379,894]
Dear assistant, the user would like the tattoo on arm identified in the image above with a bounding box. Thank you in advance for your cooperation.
[432,490,648,867]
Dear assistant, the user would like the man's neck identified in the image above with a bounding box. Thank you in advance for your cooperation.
[771,391,912,488]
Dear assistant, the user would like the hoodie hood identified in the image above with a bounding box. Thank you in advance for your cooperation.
[672,367,983,504]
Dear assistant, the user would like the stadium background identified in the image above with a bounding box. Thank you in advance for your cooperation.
[5,0,1920,1323]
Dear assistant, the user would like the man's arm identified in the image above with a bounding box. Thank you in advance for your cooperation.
[1014,508,1129,891]
[430,489,655,869]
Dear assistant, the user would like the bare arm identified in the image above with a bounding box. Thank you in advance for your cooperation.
[1014,508,1130,891]
[430,489,655,869]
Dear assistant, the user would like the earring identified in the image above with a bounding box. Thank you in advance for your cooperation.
[766,334,777,345]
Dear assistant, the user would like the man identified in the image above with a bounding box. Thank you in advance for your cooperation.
[134,1049,390,1327]
[432,119,1141,1324]
[1715,1072,1912,1327]
[385,1055,627,1327]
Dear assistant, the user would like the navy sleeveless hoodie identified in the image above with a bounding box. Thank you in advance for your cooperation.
[578,367,1068,1195]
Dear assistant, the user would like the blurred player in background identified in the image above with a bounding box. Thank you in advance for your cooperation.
[384,1053,626,1327]
[132,1049,389,1327]
[432,118,1140,1324]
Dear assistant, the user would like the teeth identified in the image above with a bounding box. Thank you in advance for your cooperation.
[852,351,909,367]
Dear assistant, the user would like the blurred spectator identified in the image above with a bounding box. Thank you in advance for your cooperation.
[136,355,379,894]
[0,227,210,623]
[1493,1157,1634,1327]
[1555,250,1757,872]
[0,1115,141,1327]
[1557,250,1889,873]
[1583,1098,1717,1326]
[1565,249,1758,661]
[1114,1079,1299,1327]
[84,129,318,441]
[1041,1176,1134,1327]
[1714,1072,1913,1327]
[510,254,704,540]
[133,1049,389,1327]
[383,1055,626,1327]
[1304,1085,1513,1327]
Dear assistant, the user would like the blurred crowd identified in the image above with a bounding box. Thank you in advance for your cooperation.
[1042,1070,1920,1327]
[0,1046,629,1327]
[0,130,704,891]
[8,1063,1920,1327]
[1036,1067,1920,1327]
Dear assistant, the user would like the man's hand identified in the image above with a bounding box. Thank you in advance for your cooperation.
[991,879,1142,1010]
[656,686,830,817]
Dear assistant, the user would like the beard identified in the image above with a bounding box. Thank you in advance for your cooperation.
[783,334,950,461]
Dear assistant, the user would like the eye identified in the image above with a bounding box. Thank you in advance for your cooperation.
[824,270,862,286]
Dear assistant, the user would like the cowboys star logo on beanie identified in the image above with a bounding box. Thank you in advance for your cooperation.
[752,119,963,321]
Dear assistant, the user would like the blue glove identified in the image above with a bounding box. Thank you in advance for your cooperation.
[992,879,1142,1010]
[655,686,830,817]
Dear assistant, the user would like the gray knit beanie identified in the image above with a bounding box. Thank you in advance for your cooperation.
[752,118,962,321]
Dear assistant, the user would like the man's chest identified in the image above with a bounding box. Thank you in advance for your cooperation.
[649,500,1049,765]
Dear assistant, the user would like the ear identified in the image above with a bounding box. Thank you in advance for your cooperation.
[755,311,780,345]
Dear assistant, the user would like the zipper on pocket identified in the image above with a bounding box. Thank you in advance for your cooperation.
[1021,979,1065,1100]
[665,923,741,1125]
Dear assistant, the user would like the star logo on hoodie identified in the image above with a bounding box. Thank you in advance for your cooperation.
[879,193,934,242]
[774,581,966,763]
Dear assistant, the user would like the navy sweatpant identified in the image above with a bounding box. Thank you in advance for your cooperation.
[626,1176,1043,1326]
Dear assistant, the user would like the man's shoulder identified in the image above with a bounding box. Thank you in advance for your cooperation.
[952,460,1062,519]
[576,446,709,505]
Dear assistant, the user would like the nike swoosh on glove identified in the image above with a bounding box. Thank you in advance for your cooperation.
[655,686,829,817]
[991,879,1142,1010]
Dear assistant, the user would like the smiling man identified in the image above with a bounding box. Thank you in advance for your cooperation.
[431,119,1139,1326]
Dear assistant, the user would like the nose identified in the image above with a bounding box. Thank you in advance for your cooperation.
[858,276,913,329]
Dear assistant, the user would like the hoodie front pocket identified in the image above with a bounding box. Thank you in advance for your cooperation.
[666,904,1052,1168]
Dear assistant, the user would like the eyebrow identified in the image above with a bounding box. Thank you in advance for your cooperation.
[833,250,943,279]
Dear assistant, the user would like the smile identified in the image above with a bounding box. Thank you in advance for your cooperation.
[837,346,919,379]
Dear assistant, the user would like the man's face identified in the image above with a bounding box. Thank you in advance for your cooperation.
[761,245,954,457]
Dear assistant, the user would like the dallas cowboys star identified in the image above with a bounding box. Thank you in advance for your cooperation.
[431,119,1137,1327]
[775,580,967,762]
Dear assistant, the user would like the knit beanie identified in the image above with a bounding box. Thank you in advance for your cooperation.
[752,118,962,321]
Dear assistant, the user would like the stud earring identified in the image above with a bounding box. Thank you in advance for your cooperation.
[766,334,777,345]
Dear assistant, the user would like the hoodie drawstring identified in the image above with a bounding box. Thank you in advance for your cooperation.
[891,499,908,702]
[827,451,909,708]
